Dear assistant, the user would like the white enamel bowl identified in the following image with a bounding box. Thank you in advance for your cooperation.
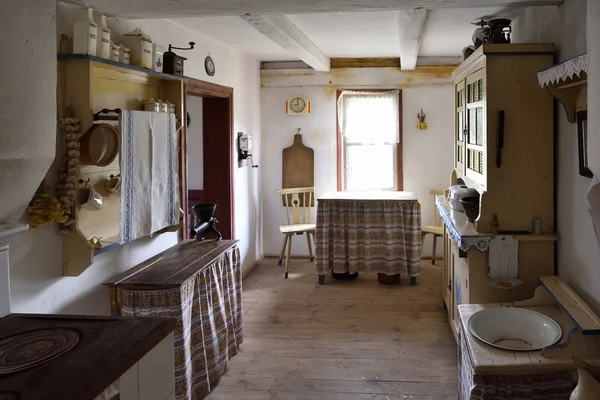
[468,307,562,351]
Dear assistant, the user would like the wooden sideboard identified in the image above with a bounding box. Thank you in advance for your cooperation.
[104,239,243,399]
[442,44,558,339]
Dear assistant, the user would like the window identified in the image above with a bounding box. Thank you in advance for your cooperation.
[337,90,401,191]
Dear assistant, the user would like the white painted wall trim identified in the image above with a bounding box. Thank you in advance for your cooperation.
[399,9,427,71]
[261,67,453,88]
[241,15,330,72]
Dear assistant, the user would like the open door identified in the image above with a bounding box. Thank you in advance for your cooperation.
[184,79,234,240]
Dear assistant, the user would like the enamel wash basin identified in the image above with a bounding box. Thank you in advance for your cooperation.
[468,307,562,351]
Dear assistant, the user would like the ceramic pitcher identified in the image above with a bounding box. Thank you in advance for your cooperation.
[570,357,600,399]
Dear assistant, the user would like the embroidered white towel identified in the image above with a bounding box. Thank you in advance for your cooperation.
[119,110,179,244]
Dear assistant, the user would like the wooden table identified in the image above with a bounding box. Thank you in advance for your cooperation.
[104,239,243,400]
[458,303,600,399]
[315,191,421,285]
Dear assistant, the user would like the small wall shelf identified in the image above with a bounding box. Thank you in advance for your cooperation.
[538,54,588,123]
[58,54,189,82]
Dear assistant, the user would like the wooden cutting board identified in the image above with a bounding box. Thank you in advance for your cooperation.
[282,133,314,190]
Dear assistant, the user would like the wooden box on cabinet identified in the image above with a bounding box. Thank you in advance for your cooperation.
[453,44,555,234]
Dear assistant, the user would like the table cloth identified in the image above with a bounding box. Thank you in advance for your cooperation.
[315,191,421,284]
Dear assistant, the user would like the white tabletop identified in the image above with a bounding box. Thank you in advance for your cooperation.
[319,191,418,201]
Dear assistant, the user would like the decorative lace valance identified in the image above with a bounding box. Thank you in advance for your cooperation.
[538,54,588,87]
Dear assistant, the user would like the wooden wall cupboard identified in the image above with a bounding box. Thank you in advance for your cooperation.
[452,44,555,234]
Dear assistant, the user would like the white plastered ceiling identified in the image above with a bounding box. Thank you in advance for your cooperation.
[65,0,555,63]
[173,7,509,62]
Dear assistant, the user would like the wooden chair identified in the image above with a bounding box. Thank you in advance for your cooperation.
[277,187,316,279]
[422,189,445,265]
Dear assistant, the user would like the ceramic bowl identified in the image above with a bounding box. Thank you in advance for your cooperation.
[459,196,480,223]
[468,307,562,351]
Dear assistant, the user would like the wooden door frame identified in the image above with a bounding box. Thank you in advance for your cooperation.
[336,89,403,191]
[182,78,234,240]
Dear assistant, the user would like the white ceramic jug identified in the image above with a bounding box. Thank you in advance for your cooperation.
[570,357,600,400]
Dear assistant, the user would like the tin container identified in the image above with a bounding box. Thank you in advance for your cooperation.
[152,43,165,73]
[73,7,97,55]
[119,45,131,65]
[110,42,120,62]
[122,28,153,69]
[96,13,111,59]
[533,218,541,235]
[144,99,160,112]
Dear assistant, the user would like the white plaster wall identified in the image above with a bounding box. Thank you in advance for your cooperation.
[0,0,57,315]
[260,83,453,257]
[187,96,204,190]
[513,1,600,311]
[9,3,262,315]
[0,1,57,224]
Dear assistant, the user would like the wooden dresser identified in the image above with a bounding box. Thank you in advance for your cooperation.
[104,239,243,400]
[440,44,558,339]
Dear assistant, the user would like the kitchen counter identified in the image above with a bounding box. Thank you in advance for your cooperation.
[436,195,557,253]
[0,313,175,400]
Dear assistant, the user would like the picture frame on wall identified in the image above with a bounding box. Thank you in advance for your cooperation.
[577,110,593,178]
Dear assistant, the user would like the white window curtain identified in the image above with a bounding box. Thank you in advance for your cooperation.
[338,90,400,191]
[338,90,400,144]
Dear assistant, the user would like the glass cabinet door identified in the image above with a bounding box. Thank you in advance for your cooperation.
[465,68,486,186]
[455,80,466,175]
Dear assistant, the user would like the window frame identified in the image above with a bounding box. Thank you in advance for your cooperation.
[336,89,403,191]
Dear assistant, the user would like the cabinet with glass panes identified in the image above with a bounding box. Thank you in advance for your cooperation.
[450,44,556,234]
[442,44,559,342]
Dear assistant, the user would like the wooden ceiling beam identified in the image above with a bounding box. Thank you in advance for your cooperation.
[261,57,462,70]
[399,8,427,71]
[241,14,330,72]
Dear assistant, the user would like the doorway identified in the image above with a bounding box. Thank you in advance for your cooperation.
[183,79,234,240]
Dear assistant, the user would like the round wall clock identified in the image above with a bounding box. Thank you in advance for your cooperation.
[290,97,306,113]
[205,56,215,76]
[286,96,311,115]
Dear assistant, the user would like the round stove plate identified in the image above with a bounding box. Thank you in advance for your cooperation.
[0,328,80,375]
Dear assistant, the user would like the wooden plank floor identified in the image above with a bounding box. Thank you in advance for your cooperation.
[207,258,458,400]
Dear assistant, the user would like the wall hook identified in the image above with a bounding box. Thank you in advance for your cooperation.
[79,178,91,184]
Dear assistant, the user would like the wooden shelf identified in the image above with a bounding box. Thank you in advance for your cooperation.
[538,54,588,122]
[58,55,184,276]
[436,195,558,253]
[58,54,189,82]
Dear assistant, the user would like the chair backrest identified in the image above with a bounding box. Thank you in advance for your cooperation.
[430,189,445,227]
[277,187,315,225]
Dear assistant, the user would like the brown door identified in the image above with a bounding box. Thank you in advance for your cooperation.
[202,97,234,239]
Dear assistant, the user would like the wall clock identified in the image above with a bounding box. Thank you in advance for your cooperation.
[205,56,215,76]
[286,96,311,115]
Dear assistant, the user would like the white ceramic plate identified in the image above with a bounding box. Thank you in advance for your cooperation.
[468,307,562,351]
